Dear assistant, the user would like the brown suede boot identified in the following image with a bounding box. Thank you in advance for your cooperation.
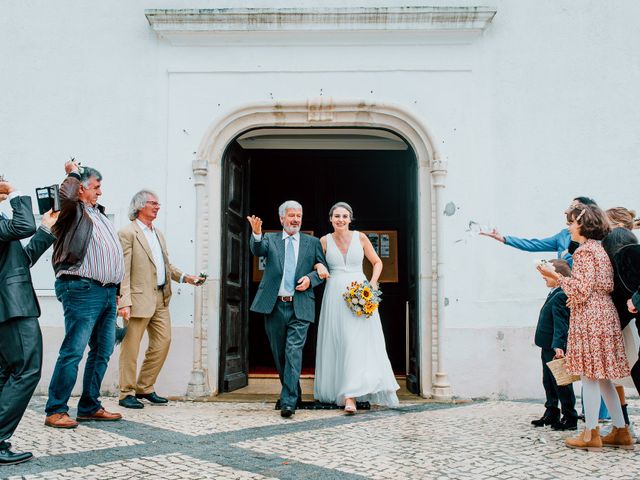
[601,426,635,450]
[565,427,603,452]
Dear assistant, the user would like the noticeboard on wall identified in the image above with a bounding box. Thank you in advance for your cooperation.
[362,230,398,283]
[252,230,314,282]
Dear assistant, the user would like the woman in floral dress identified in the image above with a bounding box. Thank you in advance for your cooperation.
[539,204,632,451]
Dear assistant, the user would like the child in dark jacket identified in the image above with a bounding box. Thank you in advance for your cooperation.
[532,259,578,431]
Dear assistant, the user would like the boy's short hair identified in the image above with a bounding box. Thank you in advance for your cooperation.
[549,259,571,278]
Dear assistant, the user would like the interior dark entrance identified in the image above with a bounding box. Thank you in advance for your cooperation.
[219,128,420,394]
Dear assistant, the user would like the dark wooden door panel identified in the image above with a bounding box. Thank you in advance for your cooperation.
[405,154,419,394]
[226,232,242,287]
[220,141,249,392]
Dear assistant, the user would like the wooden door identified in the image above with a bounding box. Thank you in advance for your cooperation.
[219,141,250,392]
[405,153,420,394]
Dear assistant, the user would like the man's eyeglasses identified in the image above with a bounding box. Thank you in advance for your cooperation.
[146,201,161,207]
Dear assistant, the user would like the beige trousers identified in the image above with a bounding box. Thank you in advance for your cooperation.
[119,289,171,399]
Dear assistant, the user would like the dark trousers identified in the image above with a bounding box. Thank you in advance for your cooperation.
[629,320,640,396]
[631,350,640,396]
[265,301,310,409]
[541,348,577,419]
[46,278,116,416]
[0,317,42,442]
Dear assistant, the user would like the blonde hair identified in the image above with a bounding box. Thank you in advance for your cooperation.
[606,207,636,231]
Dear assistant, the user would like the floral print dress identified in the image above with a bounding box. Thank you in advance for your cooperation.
[558,239,630,379]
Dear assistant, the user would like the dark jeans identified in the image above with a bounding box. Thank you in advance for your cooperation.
[265,301,310,409]
[541,348,577,419]
[46,278,116,416]
[0,317,42,442]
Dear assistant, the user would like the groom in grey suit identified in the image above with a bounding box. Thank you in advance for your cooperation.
[247,200,326,418]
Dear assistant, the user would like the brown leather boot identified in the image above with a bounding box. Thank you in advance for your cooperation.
[44,412,79,429]
[601,426,635,450]
[565,427,602,452]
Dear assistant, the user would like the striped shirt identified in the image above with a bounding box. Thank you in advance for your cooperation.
[58,205,125,285]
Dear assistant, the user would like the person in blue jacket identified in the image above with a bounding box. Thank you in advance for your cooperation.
[480,196,598,267]
[481,196,610,422]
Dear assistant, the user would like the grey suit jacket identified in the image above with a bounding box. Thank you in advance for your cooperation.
[250,232,326,322]
[0,196,56,323]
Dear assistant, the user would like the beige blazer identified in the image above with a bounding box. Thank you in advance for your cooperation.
[118,221,183,318]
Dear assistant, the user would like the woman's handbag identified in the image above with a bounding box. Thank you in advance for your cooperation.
[546,357,580,386]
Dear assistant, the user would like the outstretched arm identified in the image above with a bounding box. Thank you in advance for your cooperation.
[503,230,566,253]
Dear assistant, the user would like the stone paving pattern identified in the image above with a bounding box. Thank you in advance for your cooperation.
[2,397,639,479]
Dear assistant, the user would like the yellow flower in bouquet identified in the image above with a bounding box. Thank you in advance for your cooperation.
[342,281,382,319]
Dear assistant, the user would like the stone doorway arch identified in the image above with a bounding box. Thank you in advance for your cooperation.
[187,98,451,399]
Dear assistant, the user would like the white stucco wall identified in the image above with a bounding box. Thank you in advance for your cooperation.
[1,0,638,399]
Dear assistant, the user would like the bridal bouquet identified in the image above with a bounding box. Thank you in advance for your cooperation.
[343,281,382,318]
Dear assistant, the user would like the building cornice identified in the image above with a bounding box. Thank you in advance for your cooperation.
[145,7,497,46]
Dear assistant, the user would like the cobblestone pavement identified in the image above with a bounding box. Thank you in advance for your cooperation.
[3,397,639,479]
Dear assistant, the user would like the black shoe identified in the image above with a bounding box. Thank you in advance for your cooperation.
[551,417,578,431]
[0,443,33,466]
[531,410,560,427]
[119,395,144,409]
[280,406,295,418]
[136,392,168,404]
[276,399,305,410]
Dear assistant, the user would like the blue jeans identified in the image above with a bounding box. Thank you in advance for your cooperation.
[46,278,116,416]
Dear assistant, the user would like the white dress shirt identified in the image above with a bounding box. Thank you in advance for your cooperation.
[136,219,166,287]
[253,230,300,296]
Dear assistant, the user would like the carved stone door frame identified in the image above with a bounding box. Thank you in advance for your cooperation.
[188,99,451,400]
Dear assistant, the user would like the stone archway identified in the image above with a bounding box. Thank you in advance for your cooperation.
[187,98,450,399]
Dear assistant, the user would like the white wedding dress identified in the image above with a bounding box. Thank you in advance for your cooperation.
[314,231,400,407]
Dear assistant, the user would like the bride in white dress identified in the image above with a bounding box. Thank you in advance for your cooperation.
[314,202,400,413]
